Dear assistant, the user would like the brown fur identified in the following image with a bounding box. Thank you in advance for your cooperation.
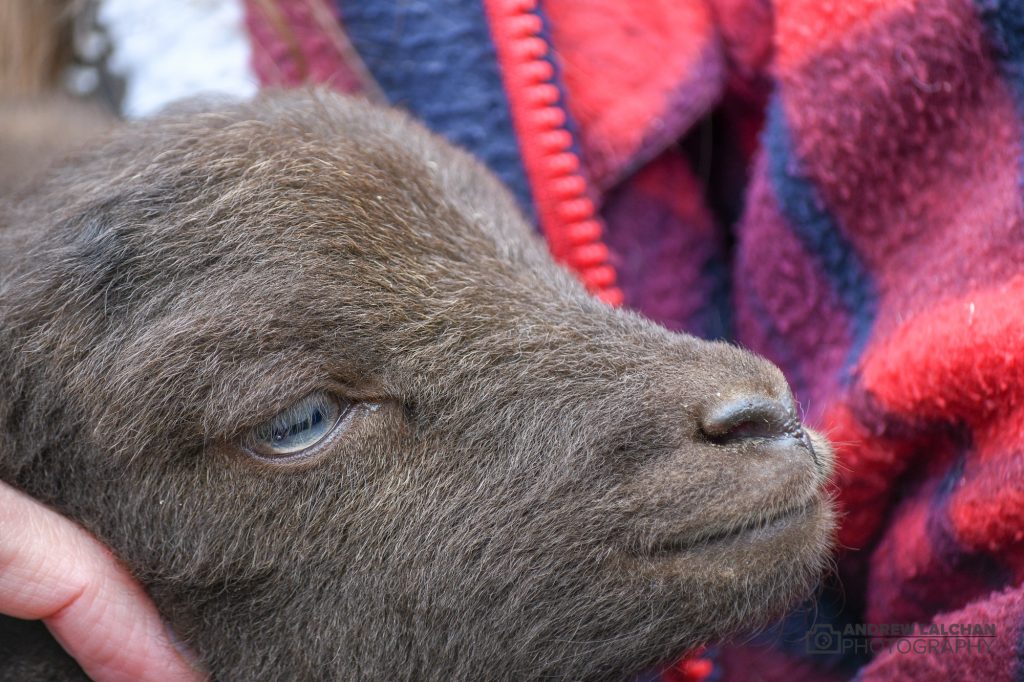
[0,89,834,680]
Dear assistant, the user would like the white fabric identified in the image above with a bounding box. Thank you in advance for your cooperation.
[97,0,258,118]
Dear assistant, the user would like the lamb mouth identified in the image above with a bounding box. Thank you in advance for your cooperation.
[651,501,816,555]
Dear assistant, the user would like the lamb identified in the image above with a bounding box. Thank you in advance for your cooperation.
[0,89,835,681]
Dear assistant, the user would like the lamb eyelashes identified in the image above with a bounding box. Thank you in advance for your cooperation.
[242,392,352,460]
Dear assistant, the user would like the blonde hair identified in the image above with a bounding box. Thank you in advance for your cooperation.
[0,0,77,96]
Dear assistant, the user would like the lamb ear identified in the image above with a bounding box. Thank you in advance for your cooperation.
[0,337,26,474]
[0,327,58,481]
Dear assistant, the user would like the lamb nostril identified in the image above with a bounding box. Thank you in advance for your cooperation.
[701,396,802,444]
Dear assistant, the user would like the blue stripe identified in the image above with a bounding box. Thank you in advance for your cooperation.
[763,95,878,371]
[975,0,1024,184]
[975,0,1024,105]
[532,6,587,165]
[335,0,534,216]
[698,242,733,342]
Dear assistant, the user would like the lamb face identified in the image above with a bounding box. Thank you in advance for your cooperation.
[0,90,834,680]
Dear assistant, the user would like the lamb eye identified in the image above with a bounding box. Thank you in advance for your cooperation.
[243,392,350,459]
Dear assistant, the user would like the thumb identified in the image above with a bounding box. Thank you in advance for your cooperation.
[0,480,205,682]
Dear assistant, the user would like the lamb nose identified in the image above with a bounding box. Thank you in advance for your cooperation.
[700,396,803,444]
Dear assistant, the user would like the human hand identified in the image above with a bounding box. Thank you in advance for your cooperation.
[0,480,205,681]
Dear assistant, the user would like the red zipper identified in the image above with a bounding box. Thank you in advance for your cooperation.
[485,13,712,682]
[483,0,623,306]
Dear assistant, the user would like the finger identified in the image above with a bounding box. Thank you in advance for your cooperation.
[0,481,205,682]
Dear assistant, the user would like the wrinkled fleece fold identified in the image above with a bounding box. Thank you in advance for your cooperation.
[244,0,1024,679]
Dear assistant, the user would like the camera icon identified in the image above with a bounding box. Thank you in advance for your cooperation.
[806,624,842,655]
